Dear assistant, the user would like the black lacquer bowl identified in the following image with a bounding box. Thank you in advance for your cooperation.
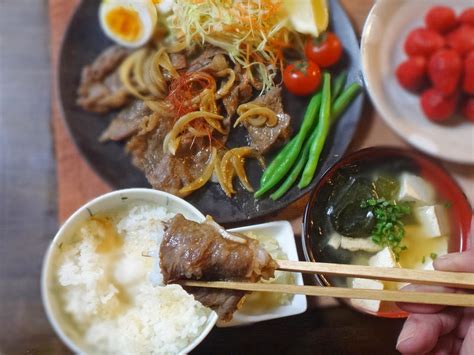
[302,147,472,317]
[58,0,364,224]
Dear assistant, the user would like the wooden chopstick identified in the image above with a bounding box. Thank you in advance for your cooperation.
[179,280,474,307]
[276,260,474,290]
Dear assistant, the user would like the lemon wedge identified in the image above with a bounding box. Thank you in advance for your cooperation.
[283,0,329,37]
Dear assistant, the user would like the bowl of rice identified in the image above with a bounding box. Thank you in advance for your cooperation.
[41,188,218,354]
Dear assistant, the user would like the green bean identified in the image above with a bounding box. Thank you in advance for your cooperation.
[260,137,297,185]
[254,91,322,198]
[272,82,362,199]
[331,83,362,123]
[298,72,332,189]
[332,70,348,102]
[271,82,362,198]
[259,92,322,186]
[270,128,316,200]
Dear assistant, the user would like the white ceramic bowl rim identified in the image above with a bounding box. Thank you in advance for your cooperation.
[41,188,218,355]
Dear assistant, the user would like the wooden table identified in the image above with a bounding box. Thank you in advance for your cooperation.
[0,0,471,354]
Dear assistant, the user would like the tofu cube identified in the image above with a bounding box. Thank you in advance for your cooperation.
[351,278,384,313]
[398,173,435,204]
[369,247,399,268]
[327,232,342,249]
[422,259,434,271]
[340,237,382,253]
[414,205,450,238]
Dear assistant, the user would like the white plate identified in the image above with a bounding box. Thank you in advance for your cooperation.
[361,0,474,164]
[218,221,307,327]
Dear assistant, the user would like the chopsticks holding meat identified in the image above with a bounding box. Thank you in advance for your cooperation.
[146,214,474,315]
[178,280,474,308]
[158,214,278,321]
[176,259,474,308]
[145,251,474,290]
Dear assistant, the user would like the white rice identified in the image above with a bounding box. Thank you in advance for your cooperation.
[55,203,212,355]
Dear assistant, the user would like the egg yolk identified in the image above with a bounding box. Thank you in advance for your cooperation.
[105,7,143,42]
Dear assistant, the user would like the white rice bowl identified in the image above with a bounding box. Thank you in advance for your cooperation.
[41,189,217,355]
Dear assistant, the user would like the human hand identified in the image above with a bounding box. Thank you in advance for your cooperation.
[396,240,474,354]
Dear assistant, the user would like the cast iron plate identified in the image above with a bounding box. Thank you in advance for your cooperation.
[58,0,364,224]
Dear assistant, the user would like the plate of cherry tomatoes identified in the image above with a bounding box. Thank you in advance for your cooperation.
[361,0,474,164]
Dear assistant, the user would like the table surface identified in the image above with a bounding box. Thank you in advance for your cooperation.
[0,0,472,354]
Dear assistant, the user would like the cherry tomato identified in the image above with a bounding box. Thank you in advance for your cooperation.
[404,28,445,57]
[459,7,474,26]
[396,56,427,92]
[420,88,458,122]
[305,32,343,68]
[425,6,457,33]
[283,61,322,96]
[447,25,474,55]
[463,50,474,95]
[428,49,462,95]
[462,97,474,122]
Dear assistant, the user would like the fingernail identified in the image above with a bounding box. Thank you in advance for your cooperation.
[396,334,415,350]
[436,253,450,260]
[396,321,417,350]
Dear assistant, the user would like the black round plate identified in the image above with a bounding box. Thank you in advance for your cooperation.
[58,0,364,224]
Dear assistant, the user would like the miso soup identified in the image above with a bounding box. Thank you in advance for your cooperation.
[306,155,465,316]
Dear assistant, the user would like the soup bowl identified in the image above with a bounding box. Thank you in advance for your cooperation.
[302,147,472,318]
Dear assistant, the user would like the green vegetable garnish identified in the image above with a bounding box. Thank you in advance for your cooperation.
[361,197,411,261]
[299,72,332,188]
[430,252,438,260]
[331,82,362,123]
[270,131,313,200]
[422,256,426,263]
[331,70,348,102]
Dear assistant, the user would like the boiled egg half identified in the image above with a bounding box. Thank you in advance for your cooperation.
[99,0,158,48]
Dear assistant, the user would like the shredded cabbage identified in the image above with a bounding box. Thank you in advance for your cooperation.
[166,0,304,92]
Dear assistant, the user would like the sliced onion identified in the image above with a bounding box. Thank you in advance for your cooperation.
[215,68,236,99]
[153,47,179,79]
[187,126,209,137]
[145,99,172,113]
[214,152,234,197]
[248,116,267,127]
[178,147,217,197]
[205,117,228,135]
[163,111,223,154]
[119,49,154,100]
[232,155,253,192]
[234,105,278,128]
[256,155,266,169]
[220,150,236,196]
[220,147,255,194]
[164,37,187,53]
[199,89,218,114]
